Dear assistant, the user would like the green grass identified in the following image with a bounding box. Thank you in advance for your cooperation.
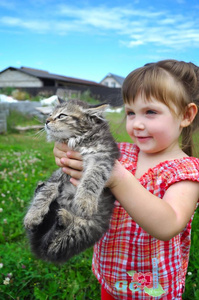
[106,110,132,143]
[7,110,42,134]
[0,110,198,299]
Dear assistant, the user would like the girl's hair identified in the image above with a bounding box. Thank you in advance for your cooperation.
[122,59,199,156]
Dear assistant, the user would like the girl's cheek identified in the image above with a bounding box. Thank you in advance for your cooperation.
[126,123,134,137]
[126,122,131,134]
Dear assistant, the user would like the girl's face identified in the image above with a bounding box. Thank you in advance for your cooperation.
[125,94,184,154]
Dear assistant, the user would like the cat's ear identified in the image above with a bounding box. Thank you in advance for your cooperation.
[57,97,65,104]
[86,104,108,121]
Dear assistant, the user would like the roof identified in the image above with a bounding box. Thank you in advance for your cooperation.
[0,66,103,87]
[101,73,125,85]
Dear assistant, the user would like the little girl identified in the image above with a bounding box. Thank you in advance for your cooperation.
[53,60,199,299]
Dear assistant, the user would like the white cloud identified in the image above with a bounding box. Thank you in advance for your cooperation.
[1,16,20,26]
[52,5,199,49]
[127,40,144,46]
[1,16,50,32]
[0,3,199,50]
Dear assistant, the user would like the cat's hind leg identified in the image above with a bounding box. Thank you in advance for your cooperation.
[45,216,98,262]
[57,208,74,228]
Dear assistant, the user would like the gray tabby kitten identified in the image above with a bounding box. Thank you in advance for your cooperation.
[24,98,119,263]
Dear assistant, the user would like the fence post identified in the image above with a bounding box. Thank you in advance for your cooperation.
[0,103,8,133]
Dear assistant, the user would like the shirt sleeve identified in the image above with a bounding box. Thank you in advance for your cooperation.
[162,158,199,189]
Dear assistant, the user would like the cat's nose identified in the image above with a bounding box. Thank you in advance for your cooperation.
[46,119,50,125]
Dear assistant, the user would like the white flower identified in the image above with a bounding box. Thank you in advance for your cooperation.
[0,263,3,268]
[0,208,3,213]
[188,271,192,276]
[3,277,10,285]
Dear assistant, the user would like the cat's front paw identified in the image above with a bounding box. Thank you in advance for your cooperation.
[73,193,98,217]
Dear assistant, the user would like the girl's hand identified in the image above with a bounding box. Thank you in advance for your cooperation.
[106,160,127,189]
[53,142,83,186]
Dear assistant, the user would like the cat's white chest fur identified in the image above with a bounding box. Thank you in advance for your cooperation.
[68,136,81,149]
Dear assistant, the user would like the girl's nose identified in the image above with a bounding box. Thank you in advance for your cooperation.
[132,118,145,130]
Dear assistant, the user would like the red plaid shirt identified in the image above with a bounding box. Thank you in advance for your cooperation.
[92,143,199,299]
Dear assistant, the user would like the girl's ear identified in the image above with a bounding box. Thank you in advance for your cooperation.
[181,103,198,128]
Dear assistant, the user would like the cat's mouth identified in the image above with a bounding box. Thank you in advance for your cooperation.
[45,124,74,142]
[45,123,55,133]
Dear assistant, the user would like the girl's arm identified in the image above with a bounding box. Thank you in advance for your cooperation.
[110,161,199,241]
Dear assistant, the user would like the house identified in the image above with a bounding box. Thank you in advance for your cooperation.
[0,67,123,107]
[0,66,103,89]
[100,73,125,88]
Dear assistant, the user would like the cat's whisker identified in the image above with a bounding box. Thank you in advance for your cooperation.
[33,115,45,124]
[33,128,46,140]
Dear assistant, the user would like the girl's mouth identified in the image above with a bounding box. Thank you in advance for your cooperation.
[136,136,151,142]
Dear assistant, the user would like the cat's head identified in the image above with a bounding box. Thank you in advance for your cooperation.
[45,98,108,142]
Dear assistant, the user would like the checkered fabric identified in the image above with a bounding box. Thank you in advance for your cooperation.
[92,143,199,300]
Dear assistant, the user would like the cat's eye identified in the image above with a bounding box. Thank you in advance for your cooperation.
[57,114,68,119]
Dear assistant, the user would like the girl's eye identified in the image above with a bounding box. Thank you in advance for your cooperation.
[146,110,157,115]
[126,111,135,116]
[58,114,68,119]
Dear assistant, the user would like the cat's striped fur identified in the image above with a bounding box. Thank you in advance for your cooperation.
[24,98,119,263]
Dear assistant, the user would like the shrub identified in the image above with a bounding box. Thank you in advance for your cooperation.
[0,87,16,96]
[11,89,30,101]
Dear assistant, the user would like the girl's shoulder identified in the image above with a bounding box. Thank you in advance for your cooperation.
[158,156,199,175]
[162,156,199,181]
[144,156,199,189]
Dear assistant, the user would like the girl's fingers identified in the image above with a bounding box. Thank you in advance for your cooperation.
[66,150,83,161]
[53,143,82,161]
[60,157,83,171]
[55,157,65,168]
[62,167,83,180]
[53,142,83,184]
[53,142,83,169]
[69,177,80,187]
[53,144,68,159]
[54,141,69,152]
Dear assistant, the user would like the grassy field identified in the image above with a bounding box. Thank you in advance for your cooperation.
[0,109,199,299]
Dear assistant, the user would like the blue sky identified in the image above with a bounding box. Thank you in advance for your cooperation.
[0,0,199,83]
